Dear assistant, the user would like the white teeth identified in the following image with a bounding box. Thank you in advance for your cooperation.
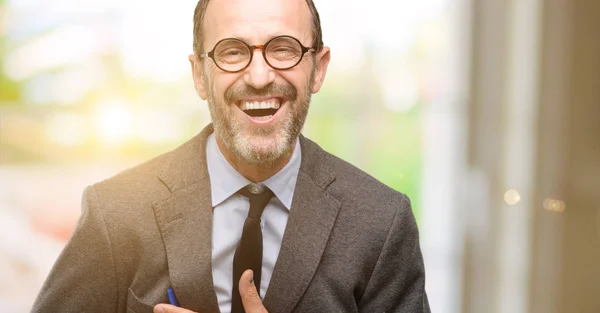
[240,100,281,111]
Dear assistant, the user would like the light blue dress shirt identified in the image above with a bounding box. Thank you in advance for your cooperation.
[205,133,301,313]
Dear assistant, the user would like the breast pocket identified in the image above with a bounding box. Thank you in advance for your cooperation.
[127,288,156,313]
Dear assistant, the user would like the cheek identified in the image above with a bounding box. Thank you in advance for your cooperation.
[207,77,226,100]
[295,64,315,91]
[208,70,241,101]
[279,69,312,95]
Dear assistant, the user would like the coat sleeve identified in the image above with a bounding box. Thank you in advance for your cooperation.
[31,185,119,313]
[358,195,430,313]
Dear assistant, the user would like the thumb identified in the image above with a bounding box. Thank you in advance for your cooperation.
[154,303,197,313]
[239,270,268,313]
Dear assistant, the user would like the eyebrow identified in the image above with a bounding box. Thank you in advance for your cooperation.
[227,33,293,44]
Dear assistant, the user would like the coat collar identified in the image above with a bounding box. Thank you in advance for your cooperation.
[157,124,337,192]
[156,125,213,192]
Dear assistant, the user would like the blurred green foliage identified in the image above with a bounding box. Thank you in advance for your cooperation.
[0,1,22,103]
[307,68,423,219]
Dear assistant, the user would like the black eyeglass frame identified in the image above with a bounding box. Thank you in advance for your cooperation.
[200,35,316,73]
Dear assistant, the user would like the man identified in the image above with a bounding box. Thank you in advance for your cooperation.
[32,0,430,312]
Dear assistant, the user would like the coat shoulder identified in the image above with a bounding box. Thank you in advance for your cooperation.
[89,134,203,216]
[302,137,411,216]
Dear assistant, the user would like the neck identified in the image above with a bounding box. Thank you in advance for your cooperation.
[215,137,295,183]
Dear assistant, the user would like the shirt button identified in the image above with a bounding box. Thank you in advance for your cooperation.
[248,183,264,194]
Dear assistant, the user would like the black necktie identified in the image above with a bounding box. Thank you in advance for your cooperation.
[231,184,273,313]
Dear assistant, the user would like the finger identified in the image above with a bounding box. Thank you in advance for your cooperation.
[154,303,197,313]
[239,270,268,313]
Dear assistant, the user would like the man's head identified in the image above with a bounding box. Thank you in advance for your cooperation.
[189,0,330,166]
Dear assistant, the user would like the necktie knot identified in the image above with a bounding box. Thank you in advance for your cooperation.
[238,184,274,218]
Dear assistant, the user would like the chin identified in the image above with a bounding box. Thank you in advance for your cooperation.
[233,133,291,165]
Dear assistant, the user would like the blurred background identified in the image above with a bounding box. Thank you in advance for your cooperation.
[0,0,598,312]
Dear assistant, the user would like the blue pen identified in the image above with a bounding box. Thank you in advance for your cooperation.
[167,288,180,307]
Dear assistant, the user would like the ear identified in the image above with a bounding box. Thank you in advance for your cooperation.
[189,54,208,100]
[311,46,331,94]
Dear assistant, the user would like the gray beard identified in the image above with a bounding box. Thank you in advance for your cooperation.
[203,71,314,166]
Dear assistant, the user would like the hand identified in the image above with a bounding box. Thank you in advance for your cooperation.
[154,270,268,313]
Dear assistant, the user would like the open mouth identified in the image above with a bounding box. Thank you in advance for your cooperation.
[238,98,282,121]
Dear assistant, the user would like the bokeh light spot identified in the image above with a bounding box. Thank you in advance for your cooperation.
[543,198,566,213]
[94,100,133,145]
[504,189,521,205]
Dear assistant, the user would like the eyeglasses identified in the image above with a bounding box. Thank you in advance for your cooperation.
[200,35,315,73]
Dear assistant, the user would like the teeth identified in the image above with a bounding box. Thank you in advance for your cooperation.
[240,100,281,111]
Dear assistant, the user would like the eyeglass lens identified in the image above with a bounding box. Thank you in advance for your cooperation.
[213,37,304,72]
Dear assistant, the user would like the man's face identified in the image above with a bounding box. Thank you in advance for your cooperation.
[190,0,330,165]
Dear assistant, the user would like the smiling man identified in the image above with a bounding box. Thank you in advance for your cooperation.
[31,0,429,312]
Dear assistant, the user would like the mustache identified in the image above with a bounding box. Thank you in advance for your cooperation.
[224,83,297,103]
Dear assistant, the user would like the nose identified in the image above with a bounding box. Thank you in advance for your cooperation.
[243,49,276,89]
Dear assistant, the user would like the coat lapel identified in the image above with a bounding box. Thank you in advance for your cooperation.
[152,125,220,313]
[263,136,341,313]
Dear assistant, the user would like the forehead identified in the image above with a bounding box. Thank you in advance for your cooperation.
[203,0,312,46]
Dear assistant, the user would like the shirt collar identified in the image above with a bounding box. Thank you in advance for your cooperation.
[206,133,301,210]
